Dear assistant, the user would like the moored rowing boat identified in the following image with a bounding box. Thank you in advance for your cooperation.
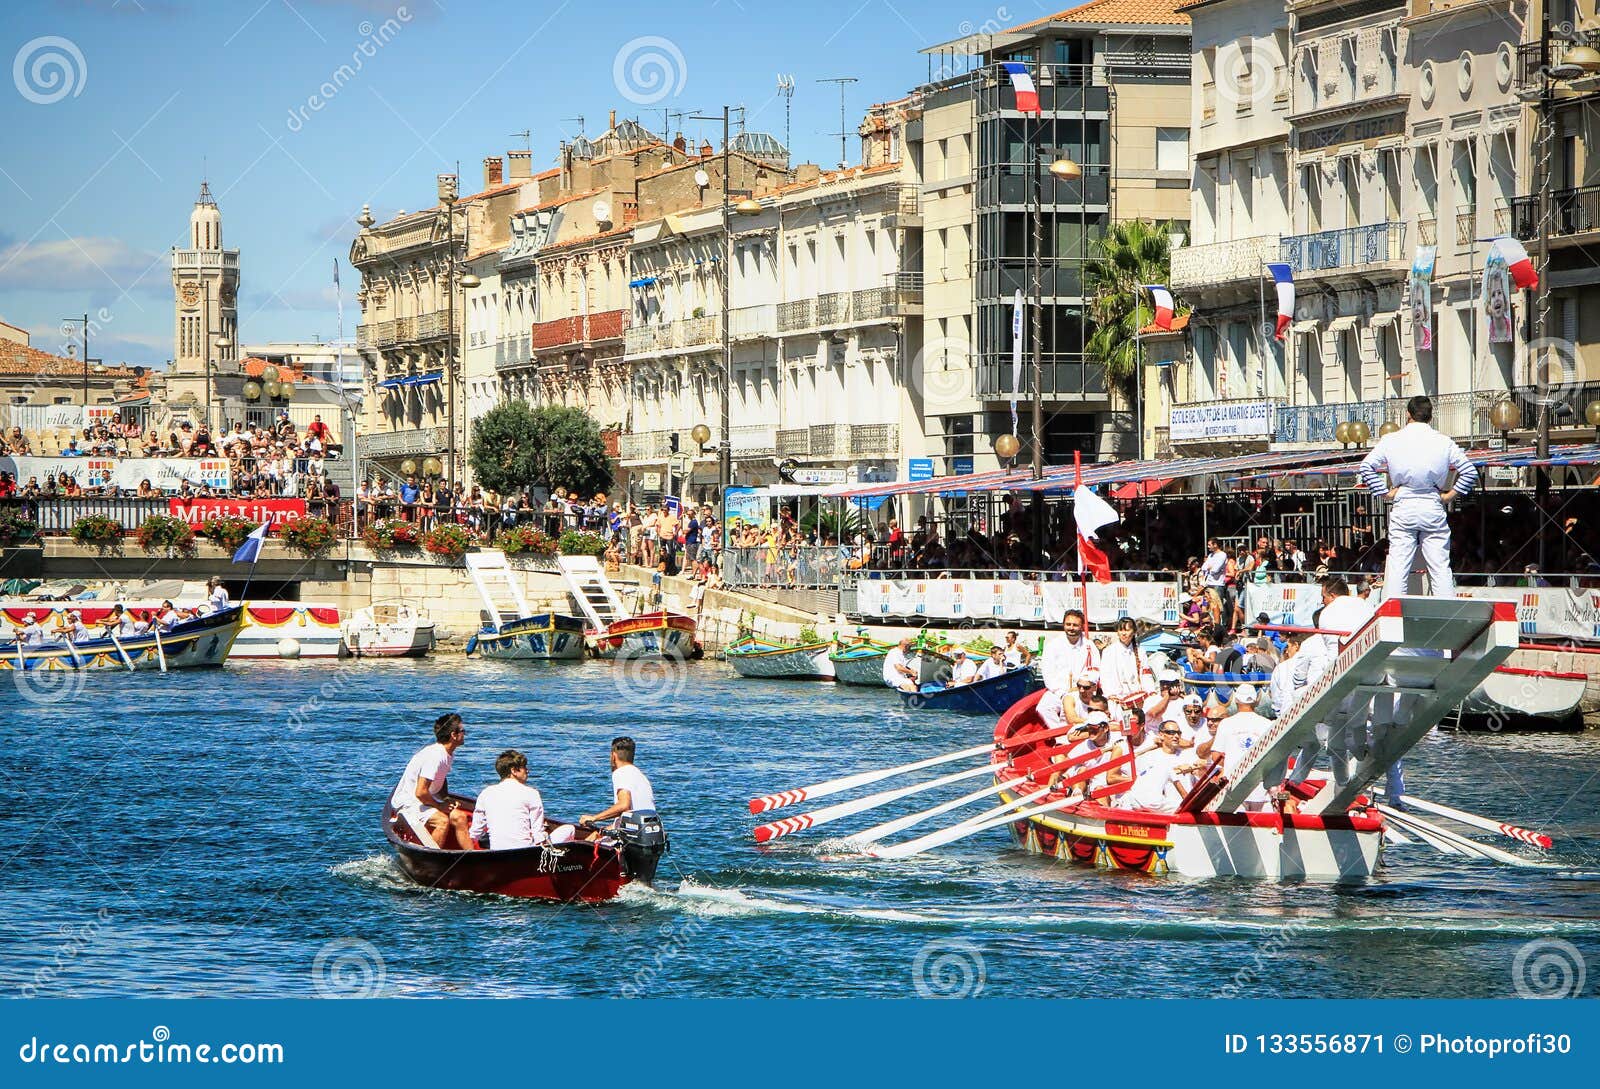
[0,605,244,673]
[727,637,835,680]
[603,611,697,660]
[469,612,587,661]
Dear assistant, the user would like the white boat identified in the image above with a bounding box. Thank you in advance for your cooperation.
[726,636,835,680]
[1502,642,1600,713]
[1461,662,1587,722]
[342,602,435,658]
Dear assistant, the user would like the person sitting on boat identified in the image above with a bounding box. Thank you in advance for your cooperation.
[10,612,47,647]
[205,577,230,614]
[51,610,92,644]
[1122,719,1205,814]
[1197,684,1275,812]
[580,736,657,831]
[1001,631,1032,668]
[1099,618,1152,721]
[155,600,195,632]
[1050,711,1112,792]
[881,636,919,693]
[469,749,571,850]
[1142,669,1186,726]
[976,645,1009,682]
[1268,631,1306,720]
[390,713,474,850]
[948,648,979,686]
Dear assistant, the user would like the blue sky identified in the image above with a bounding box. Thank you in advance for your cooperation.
[0,0,1035,367]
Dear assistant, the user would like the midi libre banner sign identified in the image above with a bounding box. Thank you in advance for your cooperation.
[855,578,1181,626]
[167,498,307,530]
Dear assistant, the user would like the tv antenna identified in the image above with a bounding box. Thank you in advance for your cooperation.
[817,76,858,168]
[508,129,532,150]
[562,115,586,136]
[776,75,795,156]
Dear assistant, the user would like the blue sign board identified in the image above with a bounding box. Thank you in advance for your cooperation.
[908,458,935,482]
[952,456,974,475]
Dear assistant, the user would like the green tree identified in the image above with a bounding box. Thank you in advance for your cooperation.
[468,402,612,496]
[1082,219,1178,390]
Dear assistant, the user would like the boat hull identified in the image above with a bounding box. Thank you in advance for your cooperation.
[1504,643,1600,714]
[342,603,435,658]
[383,806,630,902]
[903,667,1035,714]
[232,603,344,658]
[606,612,697,661]
[728,641,835,680]
[471,614,587,661]
[992,690,1385,881]
[830,646,889,687]
[0,606,243,672]
[1461,663,1586,721]
[1005,798,1385,881]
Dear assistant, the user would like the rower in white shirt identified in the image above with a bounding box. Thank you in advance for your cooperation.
[976,645,1009,681]
[1357,395,1478,599]
[881,636,920,692]
[1198,684,1275,811]
[12,612,46,647]
[948,647,979,686]
[205,576,230,613]
[470,749,567,849]
[1039,609,1100,726]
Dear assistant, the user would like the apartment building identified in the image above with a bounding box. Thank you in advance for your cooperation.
[913,0,1193,474]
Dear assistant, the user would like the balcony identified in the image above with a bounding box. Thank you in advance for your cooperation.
[730,424,776,459]
[1170,235,1280,291]
[849,423,900,457]
[1454,206,1477,247]
[1268,391,1586,447]
[619,429,674,461]
[531,309,626,351]
[817,292,850,327]
[777,427,811,456]
[359,426,449,459]
[624,325,662,355]
[778,300,814,333]
[171,249,240,271]
[357,319,397,349]
[1511,184,1600,243]
[1279,222,1406,277]
[1417,217,1437,246]
[728,304,777,340]
[623,315,721,357]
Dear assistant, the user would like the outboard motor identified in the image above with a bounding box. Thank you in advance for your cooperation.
[614,810,668,886]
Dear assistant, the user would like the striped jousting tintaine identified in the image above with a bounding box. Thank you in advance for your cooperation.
[1399,795,1553,850]
[752,764,997,843]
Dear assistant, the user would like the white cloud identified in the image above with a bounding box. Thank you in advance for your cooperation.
[0,236,167,295]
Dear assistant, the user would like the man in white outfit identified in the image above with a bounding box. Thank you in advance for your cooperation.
[1357,395,1478,599]
[1198,684,1275,811]
[1038,608,1100,727]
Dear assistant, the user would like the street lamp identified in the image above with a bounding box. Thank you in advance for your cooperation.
[1490,397,1522,449]
[995,433,1021,463]
[1028,148,1082,480]
[1335,421,1353,448]
[1349,420,1370,447]
[61,314,89,406]
[690,107,765,509]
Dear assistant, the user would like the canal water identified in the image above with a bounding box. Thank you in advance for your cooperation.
[4,658,1598,999]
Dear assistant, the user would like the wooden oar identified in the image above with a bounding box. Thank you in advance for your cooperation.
[848,742,1110,845]
[753,763,996,843]
[748,722,1078,814]
[1398,795,1552,849]
[1376,804,1544,868]
[152,625,168,673]
[107,630,135,671]
[848,776,1033,846]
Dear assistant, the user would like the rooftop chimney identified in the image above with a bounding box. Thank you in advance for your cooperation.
[507,149,532,180]
[794,163,822,185]
[673,132,687,153]
[609,109,617,129]
[483,156,504,187]
[700,140,714,158]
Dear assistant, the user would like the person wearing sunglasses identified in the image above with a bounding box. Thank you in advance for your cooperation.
[1122,719,1204,814]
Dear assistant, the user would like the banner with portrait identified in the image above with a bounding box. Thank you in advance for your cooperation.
[1410,245,1436,352]
[1483,247,1515,344]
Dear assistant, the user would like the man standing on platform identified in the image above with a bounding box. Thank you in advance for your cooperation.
[1039,609,1100,727]
[1357,395,1478,599]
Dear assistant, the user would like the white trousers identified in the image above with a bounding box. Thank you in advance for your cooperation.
[1383,498,1454,599]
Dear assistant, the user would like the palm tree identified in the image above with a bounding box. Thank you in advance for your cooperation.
[1082,219,1179,390]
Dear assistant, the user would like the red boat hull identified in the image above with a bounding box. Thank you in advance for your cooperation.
[383,806,630,902]
[605,611,698,660]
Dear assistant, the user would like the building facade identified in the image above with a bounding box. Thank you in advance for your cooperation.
[914,0,1193,474]
[169,182,240,427]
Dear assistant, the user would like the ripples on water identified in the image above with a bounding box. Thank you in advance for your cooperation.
[3,658,1598,998]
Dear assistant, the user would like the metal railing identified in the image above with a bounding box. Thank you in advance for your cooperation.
[1417,217,1437,246]
[777,300,813,333]
[1512,184,1600,242]
[1455,207,1477,247]
[1279,222,1406,274]
[817,292,850,326]
[618,430,674,460]
[1170,235,1279,289]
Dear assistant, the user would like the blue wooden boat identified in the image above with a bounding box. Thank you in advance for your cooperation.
[0,605,243,673]
[1180,666,1272,704]
[467,612,586,660]
[900,666,1037,715]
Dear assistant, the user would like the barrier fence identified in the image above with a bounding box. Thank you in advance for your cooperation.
[2,497,351,537]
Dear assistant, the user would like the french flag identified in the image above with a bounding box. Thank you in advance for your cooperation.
[1003,62,1041,115]
[1266,262,1295,340]
[1490,236,1539,290]
[1143,284,1174,330]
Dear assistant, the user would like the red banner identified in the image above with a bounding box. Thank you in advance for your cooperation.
[168,498,307,532]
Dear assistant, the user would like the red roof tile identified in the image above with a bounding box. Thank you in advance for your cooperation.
[1012,0,1189,30]
[0,340,138,379]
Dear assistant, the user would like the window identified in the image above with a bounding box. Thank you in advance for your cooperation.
[1156,128,1189,172]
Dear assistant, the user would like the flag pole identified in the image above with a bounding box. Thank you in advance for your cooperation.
[1074,449,1088,622]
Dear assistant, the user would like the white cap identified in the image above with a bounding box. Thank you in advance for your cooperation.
[1234,683,1259,704]
[1182,693,1204,708]
[952,647,967,657]
[1084,711,1111,726]
[1159,669,1182,683]
[1080,669,1101,684]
